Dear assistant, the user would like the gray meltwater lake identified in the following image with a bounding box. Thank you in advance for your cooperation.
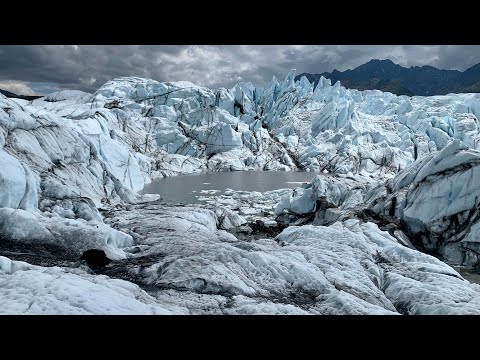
[140,171,318,205]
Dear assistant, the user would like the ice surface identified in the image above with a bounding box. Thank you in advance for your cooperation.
[97,203,480,314]
[367,140,480,266]
[2,70,480,313]
[0,256,181,314]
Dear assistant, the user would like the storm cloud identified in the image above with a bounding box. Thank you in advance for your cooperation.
[1,45,479,95]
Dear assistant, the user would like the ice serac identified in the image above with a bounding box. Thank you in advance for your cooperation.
[12,70,480,191]
[193,123,243,155]
[0,150,37,211]
[2,72,480,193]
[369,140,480,266]
[274,174,370,225]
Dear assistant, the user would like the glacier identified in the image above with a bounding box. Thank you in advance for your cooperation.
[1,69,480,314]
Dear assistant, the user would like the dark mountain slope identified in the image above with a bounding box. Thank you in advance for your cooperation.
[296,59,480,96]
[0,89,42,101]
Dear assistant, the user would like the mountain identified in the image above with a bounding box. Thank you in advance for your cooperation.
[296,59,480,96]
[0,88,42,101]
[1,71,480,314]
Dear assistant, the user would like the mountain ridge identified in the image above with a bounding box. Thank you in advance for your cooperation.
[296,59,480,96]
[0,88,42,101]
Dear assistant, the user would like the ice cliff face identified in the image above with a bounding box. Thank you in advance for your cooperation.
[2,70,480,314]
[368,140,480,266]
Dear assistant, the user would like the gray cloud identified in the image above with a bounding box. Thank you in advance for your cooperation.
[1,45,479,95]
[0,80,35,95]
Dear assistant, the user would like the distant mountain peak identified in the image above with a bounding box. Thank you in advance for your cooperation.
[466,63,480,72]
[295,59,480,96]
[0,89,42,101]
[367,58,395,65]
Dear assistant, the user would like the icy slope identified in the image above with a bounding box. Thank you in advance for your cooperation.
[259,73,480,176]
[3,202,479,314]
[276,140,480,267]
[99,203,480,315]
[367,140,480,266]
[0,256,182,314]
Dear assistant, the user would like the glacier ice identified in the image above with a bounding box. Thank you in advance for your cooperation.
[97,203,480,315]
[0,256,181,315]
[1,69,480,313]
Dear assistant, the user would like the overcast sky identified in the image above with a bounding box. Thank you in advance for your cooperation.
[1,45,480,95]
